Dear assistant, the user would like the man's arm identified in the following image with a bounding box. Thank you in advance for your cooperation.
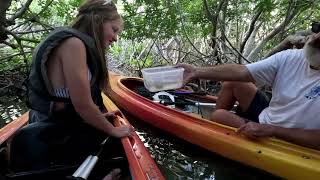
[195,64,255,82]
[272,126,320,150]
[177,63,255,84]
[237,122,320,150]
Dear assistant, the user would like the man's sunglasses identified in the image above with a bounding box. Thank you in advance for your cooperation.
[312,22,320,33]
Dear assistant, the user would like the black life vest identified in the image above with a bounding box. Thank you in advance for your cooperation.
[11,28,109,172]
[27,27,104,120]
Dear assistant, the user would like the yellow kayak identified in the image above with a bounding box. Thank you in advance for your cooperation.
[106,71,320,180]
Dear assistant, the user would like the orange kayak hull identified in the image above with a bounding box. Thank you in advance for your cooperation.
[102,93,164,180]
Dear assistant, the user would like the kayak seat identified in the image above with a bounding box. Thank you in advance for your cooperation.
[9,122,69,172]
[9,120,109,173]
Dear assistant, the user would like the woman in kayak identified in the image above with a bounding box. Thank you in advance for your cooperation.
[11,0,134,172]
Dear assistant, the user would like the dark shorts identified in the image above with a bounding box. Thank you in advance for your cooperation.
[235,90,270,123]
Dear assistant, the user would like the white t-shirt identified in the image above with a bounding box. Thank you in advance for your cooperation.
[246,49,320,129]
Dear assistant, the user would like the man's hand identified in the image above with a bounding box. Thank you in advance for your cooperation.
[175,63,197,86]
[237,122,275,139]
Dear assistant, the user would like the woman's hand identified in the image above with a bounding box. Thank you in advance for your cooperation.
[102,110,121,121]
[112,125,135,138]
[175,63,197,86]
[103,110,135,138]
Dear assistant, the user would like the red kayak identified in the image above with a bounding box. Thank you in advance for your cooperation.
[102,93,164,180]
[106,71,320,180]
[0,94,164,180]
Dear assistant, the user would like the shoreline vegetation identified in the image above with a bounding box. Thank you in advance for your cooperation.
[0,0,317,98]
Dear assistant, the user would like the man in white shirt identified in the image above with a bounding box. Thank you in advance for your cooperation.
[177,32,320,149]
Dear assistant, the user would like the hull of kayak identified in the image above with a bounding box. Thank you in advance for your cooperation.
[102,93,164,180]
[0,112,29,144]
[0,95,164,180]
[106,72,320,180]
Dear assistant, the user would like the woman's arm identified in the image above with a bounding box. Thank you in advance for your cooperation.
[58,37,133,137]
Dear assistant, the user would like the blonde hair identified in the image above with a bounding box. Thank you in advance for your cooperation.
[71,0,121,89]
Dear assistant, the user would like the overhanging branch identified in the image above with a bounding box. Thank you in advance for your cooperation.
[8,0,33,23]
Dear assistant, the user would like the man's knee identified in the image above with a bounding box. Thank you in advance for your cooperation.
[221,81,255,91]
[221,81,235,90]
[211,109,246,127]
[221,81,257,100]
[211,109,229,122]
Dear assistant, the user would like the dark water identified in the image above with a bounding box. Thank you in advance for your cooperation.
[0,96,28,128]
[125,113,279,180]
[0,96,280,180]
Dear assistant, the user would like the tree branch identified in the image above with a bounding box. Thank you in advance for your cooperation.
[5,29,29,66]
[13,29,49,34]
[218,19,251,64]
[178,0,208,57]
[0,51,32,61]
[8,0,33,23]
[238,9,263,59]
[0,40,17,49]
[19,37,40,43]
[246,2,302,61]
[0,0,12,24]
[37,0,54,16]
[203,0,226,50]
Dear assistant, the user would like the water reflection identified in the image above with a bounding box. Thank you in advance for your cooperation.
[130,115,279,180]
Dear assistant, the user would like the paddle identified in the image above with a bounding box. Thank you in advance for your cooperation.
[160,100,216,107]
[153,91,215,108]
[167,90,207,96]
[69,137,110,180]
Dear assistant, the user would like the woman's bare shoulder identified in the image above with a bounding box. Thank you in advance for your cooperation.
[59,37,86,52]
[55,37,87,63]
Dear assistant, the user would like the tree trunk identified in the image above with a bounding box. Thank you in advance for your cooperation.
[0,0,12,41]
[238,10,262,63]
[243,22,261,59]
[246,5,299,61]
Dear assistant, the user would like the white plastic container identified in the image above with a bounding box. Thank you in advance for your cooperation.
[141,66,184,92]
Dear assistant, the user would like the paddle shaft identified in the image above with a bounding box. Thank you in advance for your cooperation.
[71,137,109,179]
[160,100,216,107]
